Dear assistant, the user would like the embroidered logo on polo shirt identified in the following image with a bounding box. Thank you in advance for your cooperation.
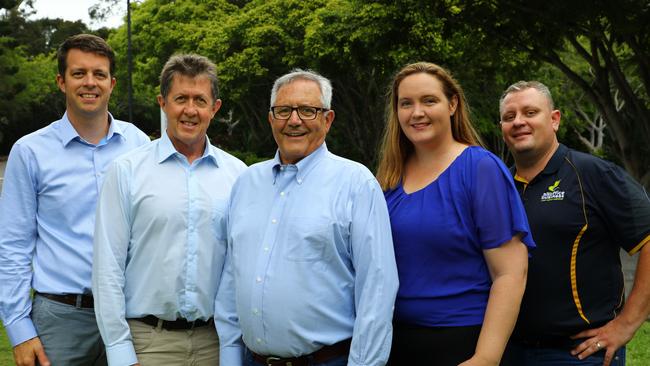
[541,180,565,202]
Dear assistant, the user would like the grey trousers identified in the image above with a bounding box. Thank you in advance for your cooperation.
[32,294,107,366]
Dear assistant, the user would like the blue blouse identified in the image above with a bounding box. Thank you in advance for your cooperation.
[385,146,535,327]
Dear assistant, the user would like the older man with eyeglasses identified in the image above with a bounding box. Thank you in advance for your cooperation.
[215,69,399,366]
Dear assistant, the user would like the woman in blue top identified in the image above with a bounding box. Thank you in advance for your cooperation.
[376,62,535,366]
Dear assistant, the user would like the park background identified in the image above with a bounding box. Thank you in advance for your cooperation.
[1,0,649,364]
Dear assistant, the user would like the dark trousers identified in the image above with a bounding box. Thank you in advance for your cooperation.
[388,322,481,366]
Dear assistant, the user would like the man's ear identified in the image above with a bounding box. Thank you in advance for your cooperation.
[56,74,65,93]
[210,99,222,120]
[157,95,166,109]
[323,109,335,133]
[551,109,561,132]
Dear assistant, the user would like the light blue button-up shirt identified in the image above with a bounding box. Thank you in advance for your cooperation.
[0,113,150,347]
[93,132,246,366]
[215,143,399,366]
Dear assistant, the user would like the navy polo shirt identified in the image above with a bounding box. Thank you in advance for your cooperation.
[511,144,650,339]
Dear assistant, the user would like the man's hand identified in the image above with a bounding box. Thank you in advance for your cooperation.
[13,337,50,366]
[570,317,634,366]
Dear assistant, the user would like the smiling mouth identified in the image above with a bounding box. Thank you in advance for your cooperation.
[284,131,307,137]
[80,93,99,99]
[410,122,430,128]
[512,131,531,138]
[181,120,199,127]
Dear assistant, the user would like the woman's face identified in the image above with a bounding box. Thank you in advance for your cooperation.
[396,72,457,148]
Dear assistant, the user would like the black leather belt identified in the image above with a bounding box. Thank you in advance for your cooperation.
[37,292,94,308]
[131,315,214,330]
[250,338,351,366]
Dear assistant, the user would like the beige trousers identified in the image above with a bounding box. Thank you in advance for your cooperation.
[127,319,219,366]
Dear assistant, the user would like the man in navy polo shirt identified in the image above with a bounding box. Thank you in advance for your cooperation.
[499,80,650,366]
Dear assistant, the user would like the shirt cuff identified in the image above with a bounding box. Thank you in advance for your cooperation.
[219,344,243,366]
[6,317,38,347]
[106,341,138,366]
[347,360,367,366]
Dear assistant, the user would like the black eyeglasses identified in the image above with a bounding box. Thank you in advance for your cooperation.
[270,105,329,120]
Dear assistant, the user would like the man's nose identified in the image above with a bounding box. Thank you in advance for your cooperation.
[184,102,198,116]
[512,113,527,125]
[287,109,303,125]
[82,73,97,87]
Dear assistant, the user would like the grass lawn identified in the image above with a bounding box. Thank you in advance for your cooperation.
[629,321,650,365]
[0,323,12,365]
[1,321,650,364]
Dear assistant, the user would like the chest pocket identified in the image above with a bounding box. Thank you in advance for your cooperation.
[284,216,333,262]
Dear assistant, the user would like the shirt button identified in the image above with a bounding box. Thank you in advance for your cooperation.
[271,219,277,224]
[252,308,258,315]
[256,338,262,344]
[256,276,262,283]
[297,179,302,184]
[280,191,285,196]
[263,247,269,251]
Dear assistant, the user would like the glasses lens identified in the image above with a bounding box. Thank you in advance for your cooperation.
[298,106,317,119]
[274,107,292,119]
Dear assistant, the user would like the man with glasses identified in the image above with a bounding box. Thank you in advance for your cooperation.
[215,69,399,366]
[499,81,650,366]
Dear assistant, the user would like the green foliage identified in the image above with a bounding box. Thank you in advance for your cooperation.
[102,0,542,166]
[629,321,650,365]
[0,42,65,151]
[0,4,102,153]
[1,0,647,183]
[107,0,240,134]
[225,149,270,166]
[460,0,650,186]
[0,323,12,366]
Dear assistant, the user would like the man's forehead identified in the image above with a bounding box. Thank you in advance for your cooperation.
[280,79,320,91]
[502,89,547,108]
[171,74,209,87]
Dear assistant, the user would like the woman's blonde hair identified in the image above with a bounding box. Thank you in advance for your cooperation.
[376,62,483,190]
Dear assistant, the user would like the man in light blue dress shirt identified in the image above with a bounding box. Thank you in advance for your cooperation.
[92,54,247,366]
[215,69,399,366]
[0,34,150,366]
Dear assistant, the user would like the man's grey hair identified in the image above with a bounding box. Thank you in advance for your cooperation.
[499,80,554,113]
[160,54,219,102]
[270,69,333,109]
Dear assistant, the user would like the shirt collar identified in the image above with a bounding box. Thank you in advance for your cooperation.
[510,143,568,183]
[105,113,125,140]
[156,131,218,166]
[272,143,328,184]
[539,143,568,176]
[59,112,123,147]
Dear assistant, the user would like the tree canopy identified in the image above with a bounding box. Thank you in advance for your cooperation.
[461,0,650,185]
[0,0,647,186]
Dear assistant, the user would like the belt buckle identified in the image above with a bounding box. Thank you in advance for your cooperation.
[266,356,289,366]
